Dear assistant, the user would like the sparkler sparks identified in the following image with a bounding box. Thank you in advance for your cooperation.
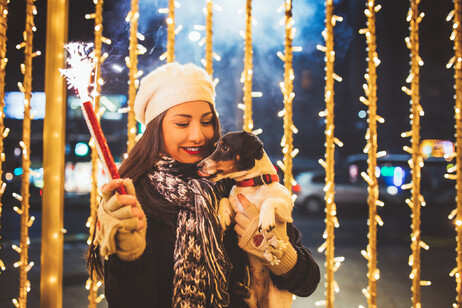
[59,42,96,101]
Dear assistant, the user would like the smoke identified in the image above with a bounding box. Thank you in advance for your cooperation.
[101,0,354,153]
[166,0,330,132]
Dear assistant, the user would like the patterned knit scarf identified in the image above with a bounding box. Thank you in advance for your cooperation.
[148,157,231,308]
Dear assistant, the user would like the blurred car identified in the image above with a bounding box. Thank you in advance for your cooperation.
[294,169,369,214]
[347,153,456,207]
[293,165,415,214]
[294,153,456,215]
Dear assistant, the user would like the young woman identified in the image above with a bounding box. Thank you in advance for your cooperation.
[88,62,320,307]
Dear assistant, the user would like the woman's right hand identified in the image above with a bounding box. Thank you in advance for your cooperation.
[101,179,146,230]
[96,178,148,261]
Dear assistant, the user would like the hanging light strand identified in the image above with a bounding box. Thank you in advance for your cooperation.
[167,0,175,63]
[318,0,343,307]
[242,0,254,132]
[15,0,38,306]
[402,1,426,306]
[87,0,105,306]
[204,0,213,75]
[0,0,9,276]
[448,0,462,305]
[281,0,295,192]
[359,1,383,306]
[127,0,140,152]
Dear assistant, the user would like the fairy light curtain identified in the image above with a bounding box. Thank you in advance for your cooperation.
[316,0,344,306]
[5,0,461,306]
[446,0,462,305]
[358,1,384,306]
[401,0,431,306]
[241,0,253,133]
[167,0,175,63]
[85,0,109,307]
[84,0,108,305]
[279,0,297,193]
[126,0,140,152]
[0,0,9,277]
[12,0,39,306]
[204,0,213,76]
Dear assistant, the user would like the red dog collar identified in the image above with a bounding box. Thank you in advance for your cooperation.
[236,174,279,187]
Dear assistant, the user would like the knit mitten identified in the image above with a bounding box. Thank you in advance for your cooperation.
[96,179,147,261]
[234,200,297,276]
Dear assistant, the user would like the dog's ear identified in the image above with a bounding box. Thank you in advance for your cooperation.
[238,131,264,161]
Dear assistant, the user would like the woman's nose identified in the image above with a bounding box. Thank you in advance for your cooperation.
[189,122,205,143]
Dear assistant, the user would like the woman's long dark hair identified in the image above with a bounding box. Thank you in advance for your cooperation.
[87,103,221,280]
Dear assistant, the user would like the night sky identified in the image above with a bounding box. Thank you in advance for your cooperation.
[2,0,458,162]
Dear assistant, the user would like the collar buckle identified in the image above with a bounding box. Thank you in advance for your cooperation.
[260,174,272,185]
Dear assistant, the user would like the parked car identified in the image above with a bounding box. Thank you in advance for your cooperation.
[347,153,455,207]
[294,169,370,214]
[293,166,415,215]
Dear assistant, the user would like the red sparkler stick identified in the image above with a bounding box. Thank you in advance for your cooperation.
[81,100,127,195]
[60,43,126,194]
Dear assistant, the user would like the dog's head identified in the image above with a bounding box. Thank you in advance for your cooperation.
[197,131,264,181]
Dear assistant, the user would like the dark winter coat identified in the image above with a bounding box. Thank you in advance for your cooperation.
[103,168,320,307]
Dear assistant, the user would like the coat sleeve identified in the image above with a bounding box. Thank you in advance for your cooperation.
[270,223,320,297]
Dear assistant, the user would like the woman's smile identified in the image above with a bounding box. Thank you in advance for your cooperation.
[181,146,202,155]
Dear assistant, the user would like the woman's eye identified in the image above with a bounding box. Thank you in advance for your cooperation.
[175,123,189,127]
[201,120,213,126]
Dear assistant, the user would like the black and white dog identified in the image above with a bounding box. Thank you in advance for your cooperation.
[197,131,293,308]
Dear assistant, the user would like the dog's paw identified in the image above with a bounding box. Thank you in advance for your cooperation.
[218,198,233,231]
[218,213,232,231]
[258,211,276,233]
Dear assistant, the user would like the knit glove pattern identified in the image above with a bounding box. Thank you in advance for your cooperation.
[235,201,297,276]
[96,179,147,261]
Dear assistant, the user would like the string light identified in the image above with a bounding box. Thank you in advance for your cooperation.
[242,0,254,133]
[15,0,39,305]
[167,0,176,62]
[400,1,428,306]
[281,0,296,192]
[358,1,383,306]
[127,0,141,152]
[204,0,213,75]
[448,0,462,305]
[318,1,343,307]
[0,0,9,277]
[87,1,106,306]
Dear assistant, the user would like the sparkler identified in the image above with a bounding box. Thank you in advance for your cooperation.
[60,42,126,195]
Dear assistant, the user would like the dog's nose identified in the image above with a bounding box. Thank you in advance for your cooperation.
[197,161,204,169]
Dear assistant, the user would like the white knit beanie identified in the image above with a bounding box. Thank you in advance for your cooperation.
[134,62,216,125]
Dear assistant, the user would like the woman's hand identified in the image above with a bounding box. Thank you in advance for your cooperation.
[96,178,147,261]
[101,179,146,230]
[233,194,298,276]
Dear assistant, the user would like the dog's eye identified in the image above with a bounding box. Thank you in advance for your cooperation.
[221,144,229,152]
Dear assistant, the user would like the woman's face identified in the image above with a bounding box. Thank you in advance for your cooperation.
[162,100,215,164]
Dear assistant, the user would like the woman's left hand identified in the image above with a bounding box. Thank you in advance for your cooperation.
[233,194,298,276]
